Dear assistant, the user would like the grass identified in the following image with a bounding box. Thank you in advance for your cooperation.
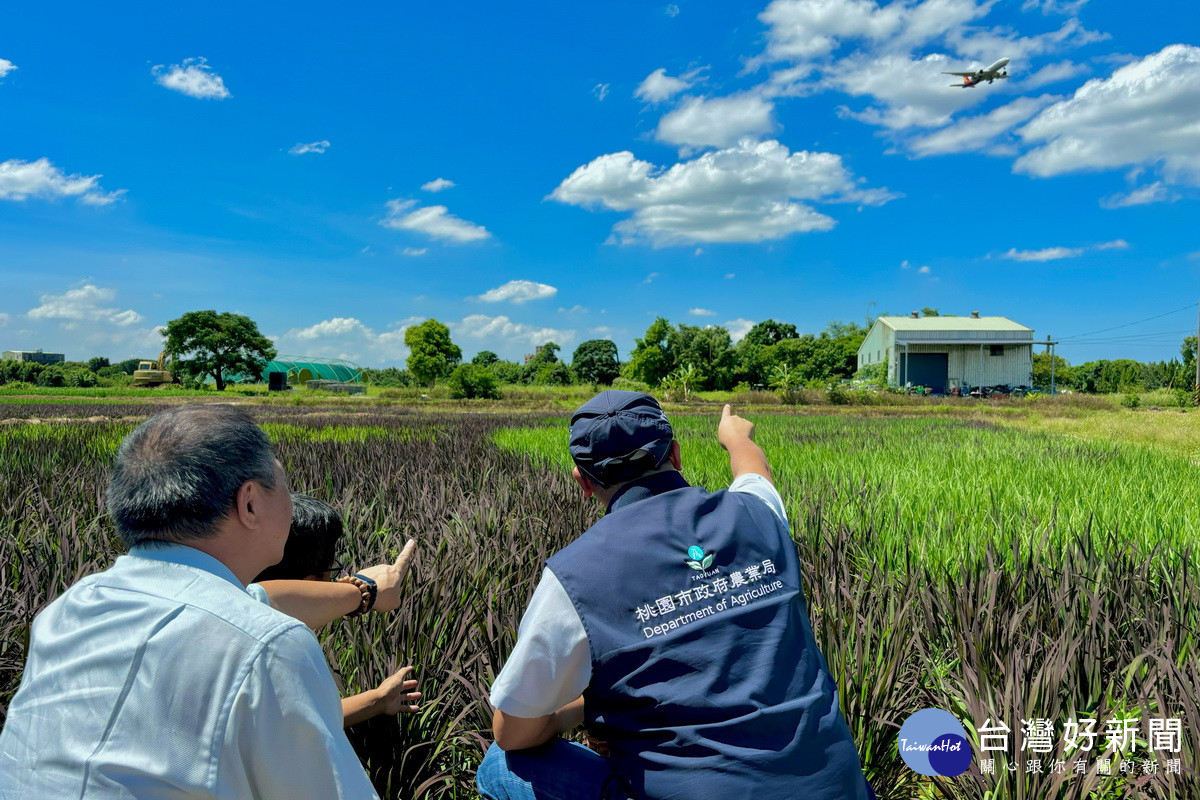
[495,414,1200,570]
[2,401,1198,798]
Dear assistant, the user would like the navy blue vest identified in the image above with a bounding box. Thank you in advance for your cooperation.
[546,470,868,800]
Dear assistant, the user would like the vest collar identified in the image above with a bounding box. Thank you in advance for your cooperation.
[606,469,691,514]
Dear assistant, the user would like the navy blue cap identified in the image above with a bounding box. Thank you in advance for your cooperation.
[569,390,674,486]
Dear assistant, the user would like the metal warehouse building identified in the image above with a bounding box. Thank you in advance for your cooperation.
[857,312,1034,393]
[2,349,65,365]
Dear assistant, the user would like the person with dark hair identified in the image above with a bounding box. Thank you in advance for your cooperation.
[253,494,422,727]
[0,404,415,799]
[476,391,874,800]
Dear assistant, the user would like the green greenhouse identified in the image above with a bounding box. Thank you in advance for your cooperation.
[223,355,364,385]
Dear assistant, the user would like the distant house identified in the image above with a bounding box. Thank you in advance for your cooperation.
[857,313,1034,393]
[1,349,65,366]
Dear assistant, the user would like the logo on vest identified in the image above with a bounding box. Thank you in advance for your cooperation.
[684,545,714,571]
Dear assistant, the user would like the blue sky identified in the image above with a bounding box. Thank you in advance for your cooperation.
[2,0,1198,367]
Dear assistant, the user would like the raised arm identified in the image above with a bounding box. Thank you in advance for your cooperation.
[718,404,772,484]
[260,538,417,628]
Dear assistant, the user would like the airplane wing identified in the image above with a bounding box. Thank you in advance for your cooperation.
[942,71,977,76]
[949,83,973,87]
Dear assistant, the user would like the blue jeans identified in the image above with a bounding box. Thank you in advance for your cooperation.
[476,740,631,800]
[476,739,878,800]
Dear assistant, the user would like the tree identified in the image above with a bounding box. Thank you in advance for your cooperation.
[628,317,674,387]
[447,364,502,399]
[87,356,110,373]
[572,339,620,385]
[742,320,798,348]
[164,310,276,391]
[1032,352,1072,390]
[405,319,461,387]
[920,307,940,317]
[736,320,800,387]
[471,350,500,367]
[1183,335,1197,390]
[668,325,736,391]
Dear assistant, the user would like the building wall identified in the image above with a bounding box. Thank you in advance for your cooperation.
[894,343,1032,388]
[857,324,888,371]
[1,350,65,365]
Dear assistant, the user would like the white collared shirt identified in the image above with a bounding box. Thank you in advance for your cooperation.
[0,543,378,800]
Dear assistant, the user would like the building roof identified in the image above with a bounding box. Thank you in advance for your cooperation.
[876,315,1032,332]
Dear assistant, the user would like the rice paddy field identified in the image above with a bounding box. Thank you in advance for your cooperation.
[2,399,1198,799]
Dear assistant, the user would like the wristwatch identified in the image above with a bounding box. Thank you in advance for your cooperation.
[338,573,378,618]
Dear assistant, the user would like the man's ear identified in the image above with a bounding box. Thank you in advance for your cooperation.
[234,481,265,530]
[667,439,682,471]
[572,466,595,500]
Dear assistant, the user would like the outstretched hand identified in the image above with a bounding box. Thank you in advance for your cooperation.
[717,404,755,450]
[357,538,417,613]
[375,666,422,715]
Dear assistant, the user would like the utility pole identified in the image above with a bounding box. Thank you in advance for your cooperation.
[1041,335,1059,395]
[1195,300,1199,403]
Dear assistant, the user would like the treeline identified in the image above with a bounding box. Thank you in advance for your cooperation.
[1034,336,1197,393]
[365,317,871,399]
[0,357,142,388]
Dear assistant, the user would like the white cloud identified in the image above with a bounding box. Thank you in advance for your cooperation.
[1022,0,1089,14]
[724,318,755,343]
[473,280,558,304]
[725,272,735,278]
[593,83,610,101]
[559,305,589,315]
[0,158,124,205]
[401,247,428,256]
[1016,45,1200,185]
[279,316,424,363]
[829,53,993,130]
[0,58,16,79]
[27,285,142,326]
[635,67,706,103]
[908,94,1060,157]
[1022,60,1089,89]
[689,307,716,316]
[0,312,10,326]
[454,314,575,350]
[1004,246,1084,261]
[380,199,491,242]
[289,140,330,155]
[643,272,659,283]
[657,93,776,149]
[1100,182,1179,208]
[665,3,680,16]
[153,57,230,100]
[421,178,456,192]
[917,265,931,274]
[550,138,893,246]
[1004,239,1128,260]
[754,0,1106,139]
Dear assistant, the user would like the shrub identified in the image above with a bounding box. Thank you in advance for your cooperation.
[611,377,651,393]
[1121,393,1140,409]
[447,364,502,400]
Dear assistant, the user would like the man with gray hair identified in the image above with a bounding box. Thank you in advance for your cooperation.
[0,404,410,798]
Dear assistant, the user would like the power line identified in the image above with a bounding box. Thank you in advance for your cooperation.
[1058,302,1198,341]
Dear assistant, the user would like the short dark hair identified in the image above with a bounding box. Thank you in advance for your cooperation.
[106,404,278,546]
[253,495,344,582]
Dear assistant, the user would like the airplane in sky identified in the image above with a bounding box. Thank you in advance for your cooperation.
[944,57,1010,88]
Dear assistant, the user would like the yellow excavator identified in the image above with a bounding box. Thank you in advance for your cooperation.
[132,350,176,387]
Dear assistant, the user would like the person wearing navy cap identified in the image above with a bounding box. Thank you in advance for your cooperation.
[476,390,874,800]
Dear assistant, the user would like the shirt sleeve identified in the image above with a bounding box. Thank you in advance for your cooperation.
[729,472,789,529]
[490,569,591,719]
[220,625,380,799]
[246,582,271,605]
